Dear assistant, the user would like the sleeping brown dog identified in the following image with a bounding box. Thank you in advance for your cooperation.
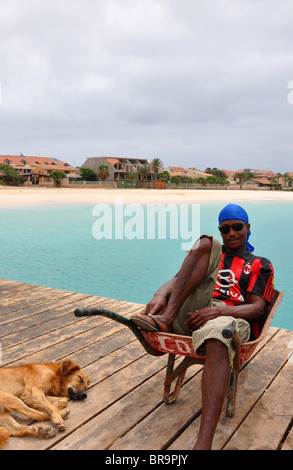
[0,359,90,449]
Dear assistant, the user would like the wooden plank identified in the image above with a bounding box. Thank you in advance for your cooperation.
[0,284,44,303]
[52,370,168,450]
[0,299,128,366]
[168,328,293,450]
[0,294,83,326]
[0,279,19,287]
[109,367,204,450]
[281,425,293,450]
[4,350,169,450]
[224,361,293,450]
[0,296,120,348]
[64,327,139,368]
[0,293,92,335]
[1,301,144,367]
[52,364,201,451]
[0,279,26,289]
[44,322,138,367]
[1,279,292,451]
[0,286,77,314]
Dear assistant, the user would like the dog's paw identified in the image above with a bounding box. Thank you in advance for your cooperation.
[52,397,69,410]
[60,407,70,420]
[55,423,66,432]
[51,411,66,431]
[34,424,57,439]
[52,419,66,432]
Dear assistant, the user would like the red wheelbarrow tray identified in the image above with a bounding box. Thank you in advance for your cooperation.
[74,289,283,415]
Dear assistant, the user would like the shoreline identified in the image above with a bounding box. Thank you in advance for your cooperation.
[1,186,293,207]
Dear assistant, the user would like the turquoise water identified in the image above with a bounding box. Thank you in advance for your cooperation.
[0,201,292,330]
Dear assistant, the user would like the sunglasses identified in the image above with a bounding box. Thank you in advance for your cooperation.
[218,222,245,234]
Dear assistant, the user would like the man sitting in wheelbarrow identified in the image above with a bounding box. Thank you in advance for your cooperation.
[131,203,274,450]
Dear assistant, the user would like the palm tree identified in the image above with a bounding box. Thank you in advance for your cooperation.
[137,166,148,188]
[234,171,254,190]
[97,164,110,181]
[127,171,137,188]
[150,158,163,188]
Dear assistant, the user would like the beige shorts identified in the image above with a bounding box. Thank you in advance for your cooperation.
[192,316,251,366]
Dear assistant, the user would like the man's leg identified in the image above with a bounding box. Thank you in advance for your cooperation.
[193,338,230,450]
[132,236,218,333]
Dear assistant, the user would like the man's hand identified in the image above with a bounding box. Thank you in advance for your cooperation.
[144,278,176,316]
[185,306,223,332]
[144,293,168,316]
[185,294,268,332]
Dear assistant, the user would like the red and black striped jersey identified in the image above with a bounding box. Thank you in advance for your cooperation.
[213,249,274,337]
[213,249,274,306]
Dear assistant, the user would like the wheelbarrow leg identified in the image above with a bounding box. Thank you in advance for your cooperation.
[226,331,241,418]
[164,354,205,404]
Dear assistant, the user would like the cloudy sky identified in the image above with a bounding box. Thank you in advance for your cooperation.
[1,0,293,172]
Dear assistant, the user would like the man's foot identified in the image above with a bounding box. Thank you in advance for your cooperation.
[131,314,170,333]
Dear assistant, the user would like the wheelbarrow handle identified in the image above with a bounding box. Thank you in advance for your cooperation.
[74,307,99,317]
[74,306,165,356]
[222,325,236,339]
[74,307,133,328]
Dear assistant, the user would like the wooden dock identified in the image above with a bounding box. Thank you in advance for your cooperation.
[1,278,293,451]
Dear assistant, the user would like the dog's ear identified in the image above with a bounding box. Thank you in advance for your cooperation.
[62,359,80,375]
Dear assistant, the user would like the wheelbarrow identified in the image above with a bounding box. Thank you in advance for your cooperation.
[74,289,283,418]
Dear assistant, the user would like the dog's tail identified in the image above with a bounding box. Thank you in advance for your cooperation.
[0,427,10,450]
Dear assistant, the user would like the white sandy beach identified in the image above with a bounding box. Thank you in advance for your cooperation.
[1,186,293,207]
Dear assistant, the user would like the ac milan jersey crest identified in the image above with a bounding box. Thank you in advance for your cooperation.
[243,263,252,275]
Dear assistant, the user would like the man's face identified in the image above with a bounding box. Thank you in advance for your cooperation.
[219,219,250,252]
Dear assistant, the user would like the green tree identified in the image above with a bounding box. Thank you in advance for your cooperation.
[137,166,149,187]
[170,175,180,187]
[127,171,137,188]
[50,170,67,187]
[206,175,229,185]
[205,167,227,179]
[194,177,207,187]
[79,168,97,181]
[158,170,170,183]
[97,164,110,181]
[234,171,254,189]
[181,176,194,184]
[0,164,24,186]
[150,157,163,188]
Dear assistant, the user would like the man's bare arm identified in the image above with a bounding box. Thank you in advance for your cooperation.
[185,294,267,332]
[145,278,176,316]
[145,237,212,323]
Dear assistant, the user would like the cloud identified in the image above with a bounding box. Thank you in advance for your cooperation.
[1,0,293,171]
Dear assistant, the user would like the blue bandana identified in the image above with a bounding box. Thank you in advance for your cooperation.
[218,204,255,252]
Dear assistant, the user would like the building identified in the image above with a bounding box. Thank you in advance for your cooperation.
[244,178,272,188]
[185,169,212,179]
[163,167,212,179]
[81,156,156,182]
[0,155,76,184]
[227,169,278,188]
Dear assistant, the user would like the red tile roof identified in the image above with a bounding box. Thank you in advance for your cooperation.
[250,178,272,185]
[0,155,75,172]
[106,158,124,167]
[169,167,187,172]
